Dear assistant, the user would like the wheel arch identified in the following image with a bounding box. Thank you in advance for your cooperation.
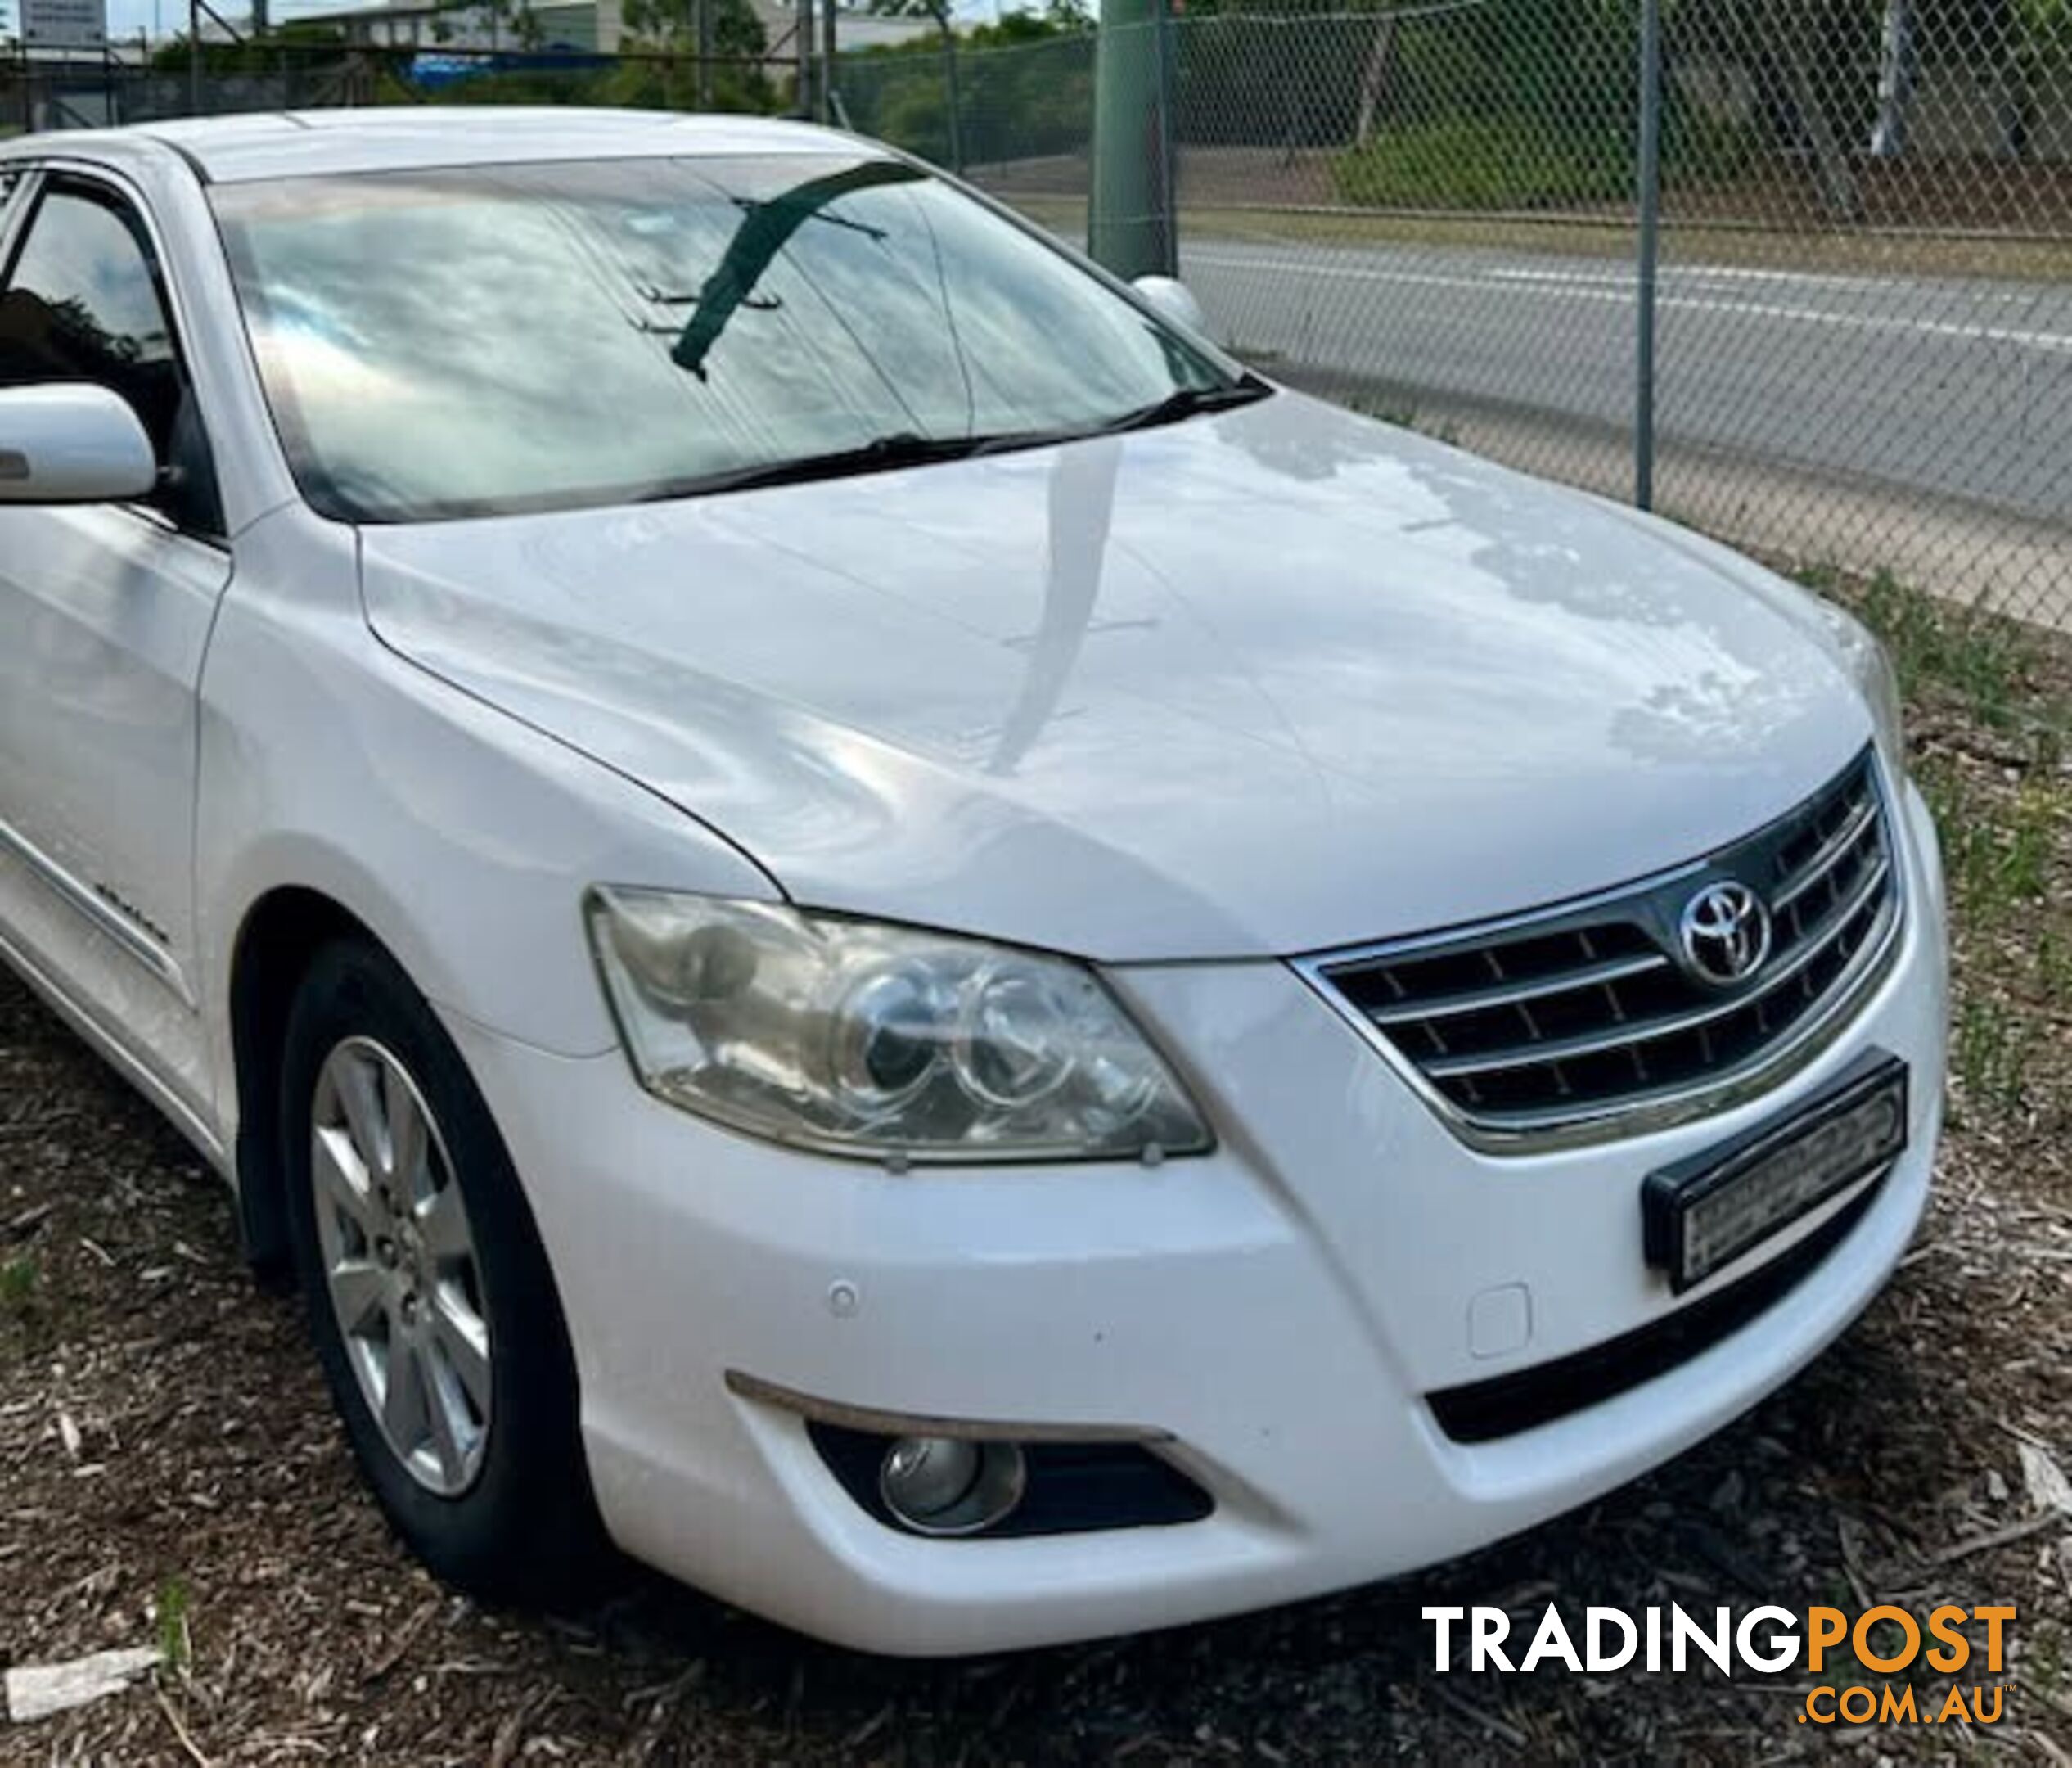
[227,884,402,1278]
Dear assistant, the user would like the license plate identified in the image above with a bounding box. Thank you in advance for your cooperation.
[1642,1051,1908,1293]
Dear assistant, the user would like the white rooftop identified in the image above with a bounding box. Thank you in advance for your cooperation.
[7,108,877,183]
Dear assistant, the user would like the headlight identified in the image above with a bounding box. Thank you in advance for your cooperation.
[585,887,1213,1163]
[1816,601,1906,770]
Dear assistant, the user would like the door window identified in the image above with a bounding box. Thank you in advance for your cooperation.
[0,179,222,534]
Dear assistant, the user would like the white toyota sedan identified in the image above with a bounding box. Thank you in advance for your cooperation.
[0,110,1944,1654]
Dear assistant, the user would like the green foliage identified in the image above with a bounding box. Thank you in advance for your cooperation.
[1333,117,1631,210]
[1956,994,2031,1113]
[408,55,772,112]
[148,0,777,113]
[599,52,775,114]
[1343,391,1462,446]
[621,0,766,61]
[838,10,1093,168]
[1854,569,2029,729]
[1825,563,2067,1129]
[2041,925,2072,1003]
[148,23,344,74]
[1930,763,2056,919]
[0,1255,34,1313]
[156,1576,191,1674]
[1315,0,1780,211]
[351,0,775,117]
[605,0,774,112]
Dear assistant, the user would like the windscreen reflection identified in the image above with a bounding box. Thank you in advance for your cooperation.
[212,154,1233,523]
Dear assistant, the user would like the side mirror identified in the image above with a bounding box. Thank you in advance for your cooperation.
[0,385,158,506]
[1131,274,1209,336]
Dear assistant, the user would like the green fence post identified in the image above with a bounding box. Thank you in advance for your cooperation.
[1088,0,1173,277]
[933,0,964,176]
[1634,0,1661,512]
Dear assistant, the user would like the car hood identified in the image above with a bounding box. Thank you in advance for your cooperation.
[359,392,1869,962]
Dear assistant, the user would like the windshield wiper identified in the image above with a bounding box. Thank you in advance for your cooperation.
[1098,378,1272,436]
[642,430,1034,500]
[636,384,1274,504]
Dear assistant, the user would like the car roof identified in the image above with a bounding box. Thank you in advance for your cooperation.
[0,107,882,184]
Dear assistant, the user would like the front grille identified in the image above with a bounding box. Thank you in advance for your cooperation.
[1304,750,1900,1146]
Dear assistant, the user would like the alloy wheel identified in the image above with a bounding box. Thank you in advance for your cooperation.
[309,1036,493,1496]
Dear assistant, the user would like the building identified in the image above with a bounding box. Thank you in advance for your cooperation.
[292,0,935,63]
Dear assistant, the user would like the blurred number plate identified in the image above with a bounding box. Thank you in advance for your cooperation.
[1643,1051,1908,1293]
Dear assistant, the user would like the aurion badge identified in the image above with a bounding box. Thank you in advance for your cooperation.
[1678,879,1772,987]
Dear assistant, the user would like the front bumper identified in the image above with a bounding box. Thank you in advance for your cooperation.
[445,783,1947,1656]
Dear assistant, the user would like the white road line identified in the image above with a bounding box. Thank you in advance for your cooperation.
[1490,263,2044,299]
[1180,250,2072,354]
[1489,264,2051,309]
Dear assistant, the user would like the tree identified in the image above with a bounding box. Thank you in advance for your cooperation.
[615,0,772,110]
[834,6,1092,168]
[622,0,766,61]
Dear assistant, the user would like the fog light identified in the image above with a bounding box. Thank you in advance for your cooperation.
[877,1436,1027,1536]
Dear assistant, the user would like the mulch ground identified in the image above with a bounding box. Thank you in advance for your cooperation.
[2,617,2069,1765]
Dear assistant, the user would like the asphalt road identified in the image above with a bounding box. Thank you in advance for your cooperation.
[1180,236,2072,526]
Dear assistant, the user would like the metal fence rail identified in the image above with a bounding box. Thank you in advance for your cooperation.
[4,2,2068,625]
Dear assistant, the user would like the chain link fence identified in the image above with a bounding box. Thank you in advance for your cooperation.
[5,2,2067,625]
[1649,2,2072,627]
[2,41,782,131]
[6,47,376,128]
[839,31,1097,181]
[921,2,2072,629]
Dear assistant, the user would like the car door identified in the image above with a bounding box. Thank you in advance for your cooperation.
[0,169,233,1134]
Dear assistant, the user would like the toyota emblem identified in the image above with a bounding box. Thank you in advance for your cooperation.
[1678,880,1772,988]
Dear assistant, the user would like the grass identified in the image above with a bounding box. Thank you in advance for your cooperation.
[2042,926,2072,1001]
[1818,569,2071,1129]
[1331,118,1631,213]
[1924,771,2061,920]
[0,1255,35,1314]
[156,1576,192,1676]
[2028,1624,2069,1706]
[1854,571,2035,733]
[1339,393,1463,448]
[1954,995,2034,1114]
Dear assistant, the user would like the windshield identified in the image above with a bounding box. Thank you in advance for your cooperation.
[210,153,1250,523]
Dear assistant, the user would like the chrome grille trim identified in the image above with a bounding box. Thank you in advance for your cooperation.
[1293,749,1907,1154]
[1365,949,1673,1026]
[1773,790,1879,913]
[1419,852,1892,1081]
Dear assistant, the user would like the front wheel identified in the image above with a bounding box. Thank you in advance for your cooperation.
[280,939,601,1602]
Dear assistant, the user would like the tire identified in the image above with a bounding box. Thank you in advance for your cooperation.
[280,937,602,1603]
